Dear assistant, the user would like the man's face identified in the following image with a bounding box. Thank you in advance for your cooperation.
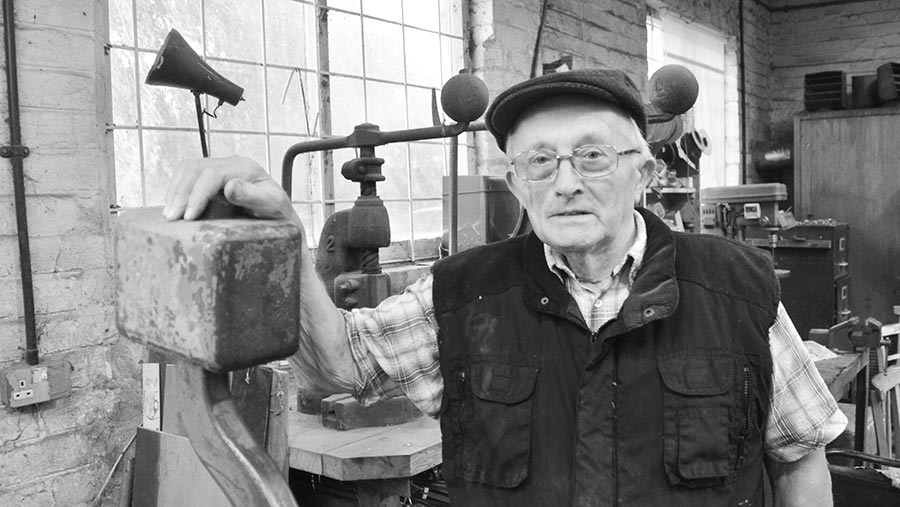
[504,96,653,256]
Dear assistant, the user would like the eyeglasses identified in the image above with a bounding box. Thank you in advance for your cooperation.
[509,144,641,182]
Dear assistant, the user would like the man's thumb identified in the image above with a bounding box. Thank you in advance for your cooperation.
[223,179,281,218]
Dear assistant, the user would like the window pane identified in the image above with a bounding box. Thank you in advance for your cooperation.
[365,80,407,131]
[385,200,411,241]
[362,0,401,22]
[208,132,268,165]
[268,68,320,136]
[440,34,465,84]
[376,143,409,200]
[363,18,404,81]
[265,0,317,68]
[439,0,463,36]
[142,130,202,206]
[110,48,138,126]
[327,0,359,13]
[328,10,363,76]
[405,28,442,87]
[109,0,134,46]
[412,199,443,240]
[271,135,323,202]
[293,202,324,247]
[205,0,263,62]
[136,0,202,50]
[409,141,444,198]
[407,85,436,128]
[114,129,142,207]
[207,60,265,132]
[330,75,365,135]
[404,0,439,32]
[445,138,470,176]
[139,51,197,128]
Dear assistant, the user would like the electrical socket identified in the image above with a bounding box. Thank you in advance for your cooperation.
[1,359,73,408]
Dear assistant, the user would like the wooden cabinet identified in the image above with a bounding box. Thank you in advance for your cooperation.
[793,109,900,325]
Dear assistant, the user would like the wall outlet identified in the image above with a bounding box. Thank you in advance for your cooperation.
[0,359,73,408]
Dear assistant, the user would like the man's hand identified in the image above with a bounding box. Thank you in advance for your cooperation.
[162,155,298,225]
[161,155,356,394]
[766,447,833,507]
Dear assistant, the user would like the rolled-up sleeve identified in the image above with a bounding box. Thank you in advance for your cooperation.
[344,274,444,417]
[765,302,848,462]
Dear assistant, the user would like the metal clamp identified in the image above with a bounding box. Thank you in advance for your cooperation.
[0,144,29,158]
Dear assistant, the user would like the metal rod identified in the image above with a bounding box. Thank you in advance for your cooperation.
[195,92,209,157]
[448,135,459,255]
[4,0,38,365]
[281,121,476,197]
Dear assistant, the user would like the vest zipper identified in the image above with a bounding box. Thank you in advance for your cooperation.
[735,365,751,471]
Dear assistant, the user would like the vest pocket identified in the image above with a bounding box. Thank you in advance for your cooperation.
[458,360,539,488]
[658,351,737,488]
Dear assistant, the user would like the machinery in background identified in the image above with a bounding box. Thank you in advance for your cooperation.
[281,72,490,426]
[700,183,850,341]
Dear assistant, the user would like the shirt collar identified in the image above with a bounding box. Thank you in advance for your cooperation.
[543,209,647,287]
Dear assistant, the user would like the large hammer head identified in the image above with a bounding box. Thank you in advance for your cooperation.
[115,208,302,372]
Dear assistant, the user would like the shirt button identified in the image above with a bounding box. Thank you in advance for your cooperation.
[594,300,603,307]
[643,308,655,318]
[540,296,549,306]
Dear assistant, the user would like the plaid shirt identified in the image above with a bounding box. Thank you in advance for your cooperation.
[344,212,846,462]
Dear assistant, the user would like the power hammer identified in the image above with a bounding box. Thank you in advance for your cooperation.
[115,201,302,506]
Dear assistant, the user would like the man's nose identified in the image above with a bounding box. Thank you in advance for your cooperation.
[553,158,584,195]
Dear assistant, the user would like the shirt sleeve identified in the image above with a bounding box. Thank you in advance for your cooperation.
[764,302,848,462]
[343,274,444,418]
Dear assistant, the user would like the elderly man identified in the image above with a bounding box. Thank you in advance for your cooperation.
[164,69,845,506]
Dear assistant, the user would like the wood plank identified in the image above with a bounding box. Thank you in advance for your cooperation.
[288,411,399,475]
[266,366,290,478]
[231,366,273,449]
[815,352,867,400]
[142,363,162,431]
[321,416,441,481]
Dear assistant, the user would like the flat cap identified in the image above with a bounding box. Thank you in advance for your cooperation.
[485,68,646,152]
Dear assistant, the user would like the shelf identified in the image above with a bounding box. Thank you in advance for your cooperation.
[645,187,695,194]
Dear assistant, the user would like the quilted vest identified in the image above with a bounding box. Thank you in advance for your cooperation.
[432,209,777,506]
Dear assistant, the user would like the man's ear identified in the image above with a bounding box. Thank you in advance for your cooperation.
[505,169,528,207]
[633,156,657,205]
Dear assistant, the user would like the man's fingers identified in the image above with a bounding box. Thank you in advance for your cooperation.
[163,164,202,221]
[183,166,229,221]
[223,179,287,220]
[160,156,272,221]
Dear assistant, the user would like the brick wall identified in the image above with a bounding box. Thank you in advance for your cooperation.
[769,0,900,139]
[0,1,141,506]
[471,0,650,173]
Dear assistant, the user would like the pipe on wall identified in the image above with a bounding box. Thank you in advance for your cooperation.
[739,0,748,183]
[3,0,38,365]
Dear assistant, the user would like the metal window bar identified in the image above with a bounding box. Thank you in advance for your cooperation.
[110,0,465,262]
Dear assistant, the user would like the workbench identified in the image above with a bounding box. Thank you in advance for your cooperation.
[815,350,869,452]
[288,410,442,505]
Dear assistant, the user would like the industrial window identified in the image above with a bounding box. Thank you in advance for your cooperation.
[107,0,467,262]
[647,12,740,188]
